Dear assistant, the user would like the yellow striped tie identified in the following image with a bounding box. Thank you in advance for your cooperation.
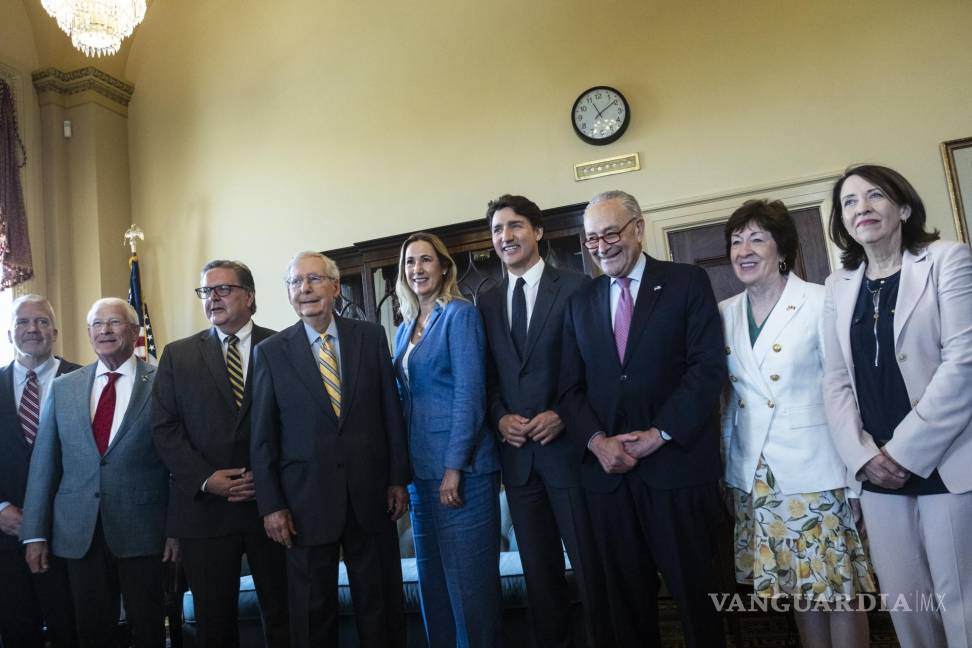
[318,333,341,417]
[225,334,245,408]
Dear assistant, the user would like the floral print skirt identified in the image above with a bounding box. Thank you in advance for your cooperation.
[732,457,876,600]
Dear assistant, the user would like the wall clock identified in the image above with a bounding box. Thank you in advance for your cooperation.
[571,86,630,145]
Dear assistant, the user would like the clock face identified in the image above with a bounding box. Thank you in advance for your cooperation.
[572,86,630,145]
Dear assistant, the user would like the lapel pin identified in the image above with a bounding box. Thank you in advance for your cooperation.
[653,285,662,291]
[786,304,795,311]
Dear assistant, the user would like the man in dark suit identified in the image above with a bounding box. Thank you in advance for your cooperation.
[0,295,80,648]
[559,190,727,648]
[153,260,289,647]
[251,251,410,648]
[477,195,608,647]
[21,297,178,648]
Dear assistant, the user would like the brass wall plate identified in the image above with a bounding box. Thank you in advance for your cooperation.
[574,153,640,181]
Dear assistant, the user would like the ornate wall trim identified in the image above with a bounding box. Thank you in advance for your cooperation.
[32,67,134,116]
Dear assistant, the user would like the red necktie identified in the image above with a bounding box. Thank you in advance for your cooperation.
[92,372,121,455]
[19,370,40,445]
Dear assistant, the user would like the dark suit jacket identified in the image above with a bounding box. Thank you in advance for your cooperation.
[479,264,590,488]
[559,253,726,493]
[152,324,276,538]
[251,317,410,546]
[0,357,81,551]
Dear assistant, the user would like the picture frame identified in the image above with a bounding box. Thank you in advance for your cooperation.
[940,136,972,244]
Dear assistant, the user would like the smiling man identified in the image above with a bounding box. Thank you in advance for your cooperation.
[250,251,409,648]
[0,295,80,648]
[20,297,176,648]
[152,260,289,648]
[477,194,609,647]
[559,190,728,647]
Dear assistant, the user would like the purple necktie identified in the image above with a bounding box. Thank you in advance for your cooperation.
[614,277,633,361]
[19,370,40,445]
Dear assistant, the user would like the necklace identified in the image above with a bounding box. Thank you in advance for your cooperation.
[863,277,887,368]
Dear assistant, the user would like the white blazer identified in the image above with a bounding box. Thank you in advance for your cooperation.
[720,273,849,495]
[823,240,972,494]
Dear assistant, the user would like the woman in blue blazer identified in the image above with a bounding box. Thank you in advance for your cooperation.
[392,232,501,648]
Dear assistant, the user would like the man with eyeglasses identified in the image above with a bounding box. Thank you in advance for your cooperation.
[0,295,80,648]
[559,190,727,647]
[152,260,289,647]
[21,297,178,648]
[251,251,409,648]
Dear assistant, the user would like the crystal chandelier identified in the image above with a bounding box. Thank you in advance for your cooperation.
[40,0,147,58]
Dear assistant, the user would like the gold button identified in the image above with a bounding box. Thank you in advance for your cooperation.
[898,353,907,362]
[772,344,782,353]
[738,399,745,408]
[767,400,775,408]
[770,374,780,381]
[725,346,731,355]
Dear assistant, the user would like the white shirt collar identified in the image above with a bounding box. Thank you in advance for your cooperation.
[13,355,57,383]
[95,353,138,378]
[303,318,339,345]
[216,319,253,344]
[612,253,646,286]
[507,258,545,288]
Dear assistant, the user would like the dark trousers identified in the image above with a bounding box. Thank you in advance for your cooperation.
[181,530,290,648]
[286,492,405,648]
[505,470,611,647]
[0,544,78,648]
[585,478,726,648]
[65,519,165,648]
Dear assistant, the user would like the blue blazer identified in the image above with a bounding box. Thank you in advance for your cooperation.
[393,299,499,481]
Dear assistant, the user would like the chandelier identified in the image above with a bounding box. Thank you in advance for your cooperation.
[40,0,147,58]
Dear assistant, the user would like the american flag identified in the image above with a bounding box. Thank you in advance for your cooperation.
[128,252,158,363]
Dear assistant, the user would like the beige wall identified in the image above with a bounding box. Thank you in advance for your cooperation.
[125,0,972,344]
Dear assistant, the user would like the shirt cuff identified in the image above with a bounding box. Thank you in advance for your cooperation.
[23,538,46,544]
[587,431,604,450]
[0,501,10,513]
[659,429,672,441]
[201,479,209,493]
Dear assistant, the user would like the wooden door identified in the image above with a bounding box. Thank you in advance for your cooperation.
[666,206,831,302]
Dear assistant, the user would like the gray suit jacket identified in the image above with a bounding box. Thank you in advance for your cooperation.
[20,359,169,559]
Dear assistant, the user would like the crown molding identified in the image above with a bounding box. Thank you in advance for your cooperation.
[31,67,134,116]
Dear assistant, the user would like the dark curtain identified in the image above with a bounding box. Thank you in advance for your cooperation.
[0,78,33,289]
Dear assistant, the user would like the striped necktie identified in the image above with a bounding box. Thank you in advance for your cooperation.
[19,370,41,445]
[318,333,341,418]
[225,334,244,408]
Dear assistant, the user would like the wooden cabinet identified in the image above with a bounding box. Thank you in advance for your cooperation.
[323,203,591,340]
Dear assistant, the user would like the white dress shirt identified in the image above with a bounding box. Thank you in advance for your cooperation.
[506,258,545,331]
[304,319,342,381]
[216,320,254,385]
[89,354,138,447]
[609,253,646,327]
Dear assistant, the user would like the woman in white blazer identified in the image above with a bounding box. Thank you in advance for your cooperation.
[823,164,972,648]
[721,200,874,647]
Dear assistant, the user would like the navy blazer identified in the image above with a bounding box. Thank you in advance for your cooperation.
[251,317,410,546]
[559,254,726,493]
[0,357,80,552]
[393,299,499,481]
[479,264,590,488]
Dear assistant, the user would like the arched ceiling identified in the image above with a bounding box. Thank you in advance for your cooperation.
[19,0,156,80]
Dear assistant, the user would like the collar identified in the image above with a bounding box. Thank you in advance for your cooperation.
[216,319,254,345]
[507,258,545,288]
[13,355,57,384]
[612,253,646,287]
[303,318,339,345]
[95,354,138,379]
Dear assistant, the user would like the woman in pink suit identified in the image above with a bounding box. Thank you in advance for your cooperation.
[823,164,972,647]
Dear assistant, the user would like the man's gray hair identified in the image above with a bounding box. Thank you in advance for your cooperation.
[10,294,56,328]
[86,298,139,326]
[586,190,643,221]
[286,251,341,281]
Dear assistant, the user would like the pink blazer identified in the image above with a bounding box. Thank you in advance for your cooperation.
[822,240,972,494]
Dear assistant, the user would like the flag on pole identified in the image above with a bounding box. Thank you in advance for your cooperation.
[128,252,158,363]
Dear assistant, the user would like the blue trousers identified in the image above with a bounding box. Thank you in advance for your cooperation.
[409,472,502,648]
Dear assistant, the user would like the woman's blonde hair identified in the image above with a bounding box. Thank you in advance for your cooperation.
[395,232,464,321]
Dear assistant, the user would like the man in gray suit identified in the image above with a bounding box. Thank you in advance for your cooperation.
[21,297,178,648]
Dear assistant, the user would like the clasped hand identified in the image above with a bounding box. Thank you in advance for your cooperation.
[859,448,910,490]
[207,467,256,502]
[591,428,667,474]
[498,410,564,447]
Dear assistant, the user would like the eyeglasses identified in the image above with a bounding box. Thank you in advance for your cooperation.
[583,216,641,250]
[89,318,128,331]
[285,274,337,289]
[195,284,246,299]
